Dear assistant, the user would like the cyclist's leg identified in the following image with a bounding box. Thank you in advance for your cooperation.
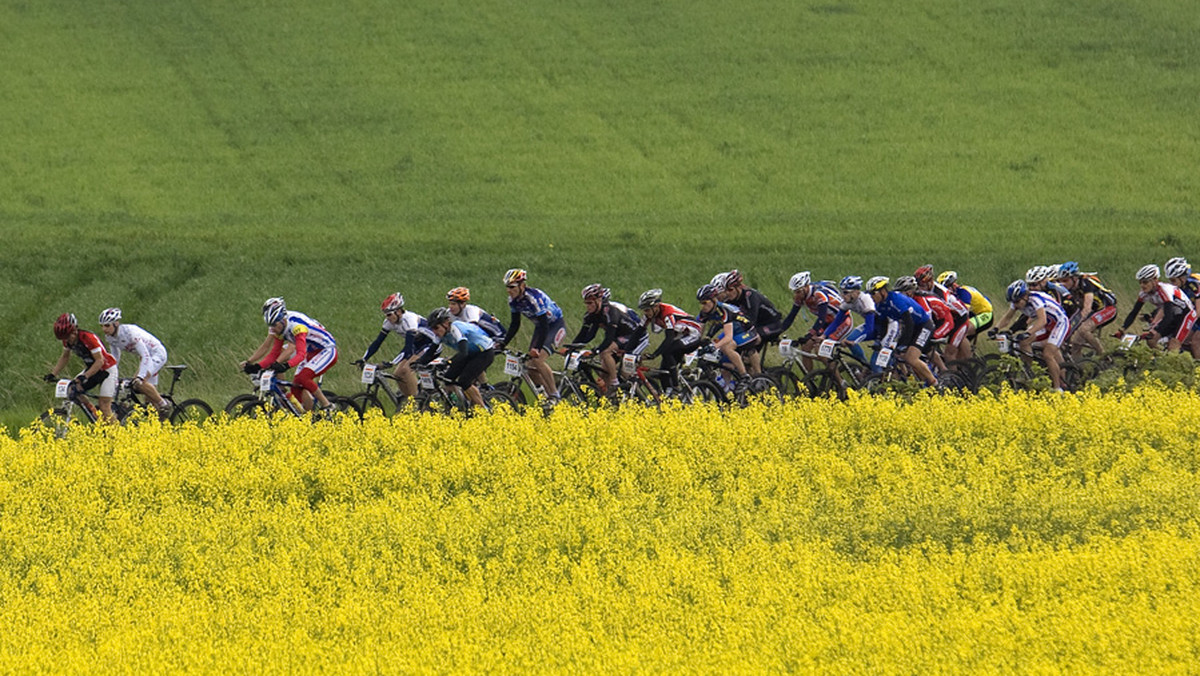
[393,359,418,397]
[294,348,337,410]
[135,348,170,410]
[94,366,120,422]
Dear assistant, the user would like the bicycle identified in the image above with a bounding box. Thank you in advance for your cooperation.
[39,378,119,435]
[411,359,517,415]
[349,361,411,416]
[225,371,361,420]
[794,339,874,400]
[680,344,782,406]
[555,344,612,407]
[113,365,214,424]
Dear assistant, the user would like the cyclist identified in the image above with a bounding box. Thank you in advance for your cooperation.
[500,269,566,402]
[695,283,756,386]
[1056,261,1117,359]
[897,275,954,372]
[45,313,120,422]
[241,297,338,413]
[97,307,171,415]
[936,270,993,349]
[1165,257,1200,357]
[868,276,938,387]
[915,265,971,361]
[829,275,879,368]
[357,293,440,403]
[445,287,506,340]
[1115,264,1196,354]
[638,288,704,394]
[993,280,1070,392]
[779,272,850,372]
[724,269,785,354]
[570,284,648,393]
[427,307,497,410]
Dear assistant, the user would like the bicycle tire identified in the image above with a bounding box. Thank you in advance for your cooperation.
[169,398,213,424]
[324,396,363,421]
[802,369,844,400]
[349,392,388,417]
[38,408,77,437]
[686,380,725,405]
[417,390,453,415]
[225,394,268,419]
[481,389,519,413]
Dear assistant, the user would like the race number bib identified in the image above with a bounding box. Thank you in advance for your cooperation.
[418,371,434,390]
[1120,334,1138,350]
[778,338,793,358]
[259,372,274,393]
[622,353,638,376]
[684,352,697,366]
[818,339,837,359]
[875,348,893,368]
[566,351,582,371]
[360,363,377,385]
[55,379,72,398]
[504,353,522,376]
[997,335,1011,354]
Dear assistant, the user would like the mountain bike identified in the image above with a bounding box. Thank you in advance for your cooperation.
[114,365,213,424]
[225,371,361,420]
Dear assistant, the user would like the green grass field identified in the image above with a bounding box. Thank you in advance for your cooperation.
[3,0,1199,421]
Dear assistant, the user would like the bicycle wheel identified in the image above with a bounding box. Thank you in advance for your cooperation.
[685,380,725,405]
[349,392,388,417]
[417,390,453,415]
[225,394,268,419]
[559,377,603,408]
[38,408,78,437]
[802,368,844,400]
[324,396,363,421]
[169,398,213,424]
[481,389,520,413]
[744,375,785,403]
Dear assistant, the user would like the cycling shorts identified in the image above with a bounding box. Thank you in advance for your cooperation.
[947,313,969,347]
[897,317,932,351]
[138,346,169,386]
[531,317,568,354]
[78,365,120,399]
[713,328,760,348]
[969,312,993,332]
[1032,318,1069,349]
[617,332,650,355]
[1084,305,1117,329]
[446,349,496,389]
[299,346,338,378]
[824,315,853,342]
[1159,309,1197,343]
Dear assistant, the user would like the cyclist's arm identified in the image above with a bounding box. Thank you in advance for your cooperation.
[1025,308,1048,337]
[713,321,735,349]
[361,329,389,362]
[1078,292,1095,321]
[283,332,305,368]
[994,307,1017,331]
[1120,300,1146,332]
[502,312,522,346]
[778,303,801,332]
[647,328,675,359]
[50,348,71,377]
[245,334,278,365]
[256,336,286,369]
[571,319,598,347]
[593,322,618,353]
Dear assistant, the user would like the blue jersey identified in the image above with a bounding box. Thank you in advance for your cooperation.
[875,291,931,325]
[445,320,495,356]
[508,287,563,322]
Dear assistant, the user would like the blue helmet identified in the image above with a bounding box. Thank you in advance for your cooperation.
[839,275,863,291]
[1058,261,1079,278]
[696,284,720,302]
[1005,280,1029,303]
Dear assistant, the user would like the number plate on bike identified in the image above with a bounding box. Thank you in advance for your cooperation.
[996,335,1010,354]
[504,354,522,376]
[876,347,893,367]
[684,352,696,366]
[818,339,837,359]
[622,353,638,376]
[259,372,274,392]
[418,371,434,389]
[566,351,581,371]
[55,379,72,398]
[360,363,377,384]
[779,338,793,358]
[1120,334,1138,350]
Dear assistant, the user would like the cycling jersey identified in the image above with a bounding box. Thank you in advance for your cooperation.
[572,301,645,353]
[1173,273,1200,301]
[697,302,757,339]
[263,311,337,369]
[504,287,566,352]
[67,330,118,371]
[780,285,843,334]
[450,303,506,339]
[105,323,168,383]
[362,310,436,364]
[953,284,993,316]
[1078,274,1117,308]
[731,287,782,327]
[876,291,931,325]
[507,287,563,322]
[1123,282,1196,341]
[913,292,955,341]
[443,320,496,356]
[828,292,878,343]
[645,303,703,343]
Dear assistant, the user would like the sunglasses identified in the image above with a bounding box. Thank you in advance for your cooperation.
[506,284,519,289]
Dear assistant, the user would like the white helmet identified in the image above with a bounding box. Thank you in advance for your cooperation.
[1165,257,1191,279]
[98,307,122,324]
[263,297,287,324]
[709,272,728,292]
[788,271,812,291]
[1136,264,1161,282]
[1025,266,1049,284]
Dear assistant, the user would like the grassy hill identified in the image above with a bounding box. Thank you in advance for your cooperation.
[2,0,1198,419]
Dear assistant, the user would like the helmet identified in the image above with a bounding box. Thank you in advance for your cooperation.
[725,269,743,287]
[866,276,890,293]
[1025,266,1048,284]
[581,284,610,301]
[696,284,720,302]
[1136,264,1161,282]
[839,275,863,292]
[263,297,287,324]
[1165,257,1191,279]
[914,264,934,282]
[637,288,663,310]
[936,270,958,287]
[53,313,77,340]
[503,268,527,286]
[709,273,728,292]
[427,307,453,326]
[98,307,122,324]
[1006,280,1029,303]
[1058,261,1080,278]
[381,293,404,314]
[446,287,470,303]
[894,276,918,293]
[788,272,812,291]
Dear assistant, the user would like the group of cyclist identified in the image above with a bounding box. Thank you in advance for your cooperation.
[47,255,1200,415]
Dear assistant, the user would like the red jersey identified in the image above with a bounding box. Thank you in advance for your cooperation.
[66,330,117,370]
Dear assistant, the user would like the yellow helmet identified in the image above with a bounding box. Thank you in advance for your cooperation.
[936,270,958,286]
[866,276,890,293]
[503,268,527,286]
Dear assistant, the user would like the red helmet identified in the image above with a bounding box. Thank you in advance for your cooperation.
[381,293,404,314]
[54,313,77,340]
[725,269,743,287]
[446,287,470,303]
[914,264,934,282]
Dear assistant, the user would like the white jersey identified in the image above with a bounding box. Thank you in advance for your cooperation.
[843,292,877,317]
[1018,291,1069,326]
[104,323,168,381]
[382,310,424,336]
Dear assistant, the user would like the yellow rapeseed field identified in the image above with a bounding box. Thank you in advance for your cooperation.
[1,388,1198,673]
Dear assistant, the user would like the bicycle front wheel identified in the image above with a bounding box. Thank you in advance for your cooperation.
[225,394,268,419]
[170,398,214,424]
